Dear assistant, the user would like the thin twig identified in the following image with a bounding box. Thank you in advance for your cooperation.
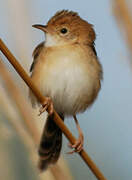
[0,39,106,180]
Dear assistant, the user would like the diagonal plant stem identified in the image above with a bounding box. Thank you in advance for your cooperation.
[113,0,132,57]
[0,39,107,180]
[0,57,40,144]
[0,86,35,150]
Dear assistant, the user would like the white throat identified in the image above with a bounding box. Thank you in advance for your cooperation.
[45,33,57,47]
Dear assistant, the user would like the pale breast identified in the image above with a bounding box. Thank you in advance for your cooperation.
[31,46,101,115]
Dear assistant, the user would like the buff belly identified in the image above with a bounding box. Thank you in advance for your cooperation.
[36,57,98,116]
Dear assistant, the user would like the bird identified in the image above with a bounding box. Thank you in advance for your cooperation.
[29,10,103,171]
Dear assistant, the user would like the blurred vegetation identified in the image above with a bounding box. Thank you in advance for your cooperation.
[0,59,73,180]
[1,0,132,179]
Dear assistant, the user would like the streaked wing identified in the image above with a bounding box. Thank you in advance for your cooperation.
[30,41,44,72]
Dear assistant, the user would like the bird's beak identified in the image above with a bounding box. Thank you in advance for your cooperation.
[32,24,48,33]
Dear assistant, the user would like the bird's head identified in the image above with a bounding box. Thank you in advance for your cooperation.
[32,10,96,47]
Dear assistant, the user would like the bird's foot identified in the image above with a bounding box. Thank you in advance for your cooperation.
[67,134,84,154]
[38,97,54,116]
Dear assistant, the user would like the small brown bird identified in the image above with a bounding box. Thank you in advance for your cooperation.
[29,10,102,171]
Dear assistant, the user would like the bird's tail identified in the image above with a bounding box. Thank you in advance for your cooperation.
[38,113,64,171]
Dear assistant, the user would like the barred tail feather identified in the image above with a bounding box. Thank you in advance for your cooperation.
[38,113,64,171]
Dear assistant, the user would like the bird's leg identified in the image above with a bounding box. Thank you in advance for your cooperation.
[38,97,54,116]
[68,115,84,154]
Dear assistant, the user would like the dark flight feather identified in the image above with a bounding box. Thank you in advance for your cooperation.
[30,41,44,72]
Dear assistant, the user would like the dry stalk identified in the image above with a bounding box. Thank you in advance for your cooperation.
[0,39,106,180]
[113,0,132,57]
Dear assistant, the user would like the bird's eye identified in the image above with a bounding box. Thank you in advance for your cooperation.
[60,28,68,34]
